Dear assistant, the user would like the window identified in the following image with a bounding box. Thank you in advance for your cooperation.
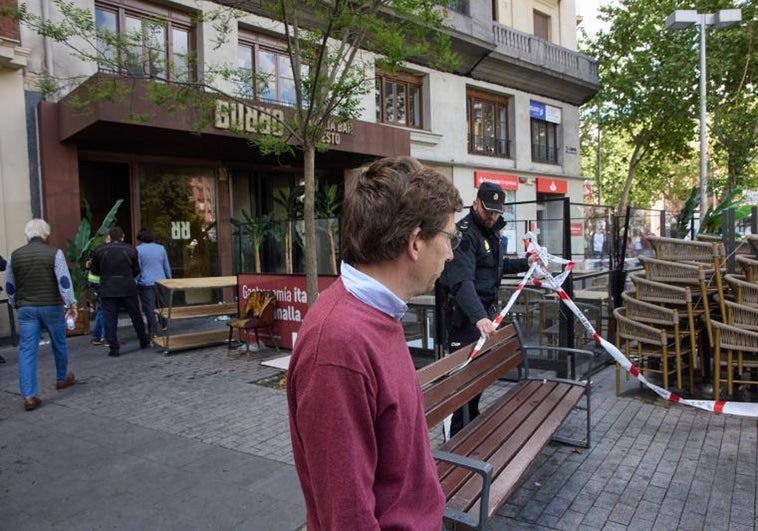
[375,72,423,129]
[94,2,193,82]
[531,119,559,163]
[237,36,307,106]
[466,89,510,158]
[448,0,470,15]
[533,10,550,41]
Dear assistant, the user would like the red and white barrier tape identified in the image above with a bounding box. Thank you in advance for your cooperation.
[455,232,758,418]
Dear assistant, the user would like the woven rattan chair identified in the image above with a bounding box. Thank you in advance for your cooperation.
[498,285,543,329]
[630,273,700,346]
[621,292,695,393]
[638,255,723,344]
[746,234,758,256]
[724,300,758,332]
[227,290,279,359]
[711,320,758,399]
[725,274,758,308]
[614,307,684,396]
[537,299,601,347]
[736,255,758,283]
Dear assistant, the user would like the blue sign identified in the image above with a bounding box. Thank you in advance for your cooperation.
[529,100,545,120]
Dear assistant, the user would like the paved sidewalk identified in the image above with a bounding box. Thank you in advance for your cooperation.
[1,327,756,530]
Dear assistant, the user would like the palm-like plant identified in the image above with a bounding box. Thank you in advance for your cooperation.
[316,184,341,275]
[66,199,124,305]
[274,186,303,274]
[230,210,272,273]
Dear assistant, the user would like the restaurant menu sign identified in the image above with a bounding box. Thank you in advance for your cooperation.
[237,274,338,350]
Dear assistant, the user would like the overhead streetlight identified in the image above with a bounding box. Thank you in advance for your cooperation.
[665,9,742,220]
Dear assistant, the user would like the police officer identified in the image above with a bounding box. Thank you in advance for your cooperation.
[438,181,534,435]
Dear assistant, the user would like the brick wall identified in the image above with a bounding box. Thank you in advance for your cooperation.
[0,0,20,42]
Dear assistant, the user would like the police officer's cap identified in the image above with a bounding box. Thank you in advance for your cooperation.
[477,182,505,214]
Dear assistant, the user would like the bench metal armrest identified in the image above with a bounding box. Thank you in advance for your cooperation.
[432,449,492,530]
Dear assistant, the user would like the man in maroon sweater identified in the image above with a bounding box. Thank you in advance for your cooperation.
[287,157,463,530]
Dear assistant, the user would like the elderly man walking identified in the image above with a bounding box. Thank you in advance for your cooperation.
[287,157,463,530]
[4,219,77,411]
[136,228,171,340]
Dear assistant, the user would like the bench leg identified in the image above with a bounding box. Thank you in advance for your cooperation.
[551,382,591,449]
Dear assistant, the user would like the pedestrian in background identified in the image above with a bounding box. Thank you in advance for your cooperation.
[437,181,534,436]
[287,157,463,530]
[136,228,171,340]
[4,219,77,411]
[0,253,7,364]
[87,234,110,346]
[92,227,149,357]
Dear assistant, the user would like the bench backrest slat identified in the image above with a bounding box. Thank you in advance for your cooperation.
[421,325,523,428]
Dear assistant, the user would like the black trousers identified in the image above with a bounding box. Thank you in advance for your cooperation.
[448,320,482,436]
[138,285,158,338]
[102,295,148,350]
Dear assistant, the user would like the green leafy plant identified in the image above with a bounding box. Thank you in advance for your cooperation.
[230,210,273,273]
[316,184,341,275]
[66,199,124,305]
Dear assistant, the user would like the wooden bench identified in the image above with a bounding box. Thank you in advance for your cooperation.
[417,324,591,530]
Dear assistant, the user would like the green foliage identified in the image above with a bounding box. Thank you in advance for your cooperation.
[230,210,273,273]
[582,0,758,213]
[65,199,124,304]
[670,188,698,239]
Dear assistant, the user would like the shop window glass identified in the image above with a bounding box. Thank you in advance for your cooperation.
[171,28,190,82]
[139,165,219,281]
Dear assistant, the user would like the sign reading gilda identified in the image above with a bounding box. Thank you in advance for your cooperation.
[213,100,354,145]
[237,274,338,350]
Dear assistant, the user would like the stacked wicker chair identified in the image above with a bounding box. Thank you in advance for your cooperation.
[615,293,695,395]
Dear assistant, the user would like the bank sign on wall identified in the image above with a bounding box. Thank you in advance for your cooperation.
[529,100,562,124]
[237,274,338,350]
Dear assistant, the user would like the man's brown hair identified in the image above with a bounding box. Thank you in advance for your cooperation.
[342,157,463,265]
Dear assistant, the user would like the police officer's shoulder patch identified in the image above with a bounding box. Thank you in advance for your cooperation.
[458,220,470,232]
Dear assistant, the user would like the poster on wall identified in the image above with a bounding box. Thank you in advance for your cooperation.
[237,274,338,350]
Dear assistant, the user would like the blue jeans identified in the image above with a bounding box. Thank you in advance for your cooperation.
[17,305,69,398]
[91,305,104,340]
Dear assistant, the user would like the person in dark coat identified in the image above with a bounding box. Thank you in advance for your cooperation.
[0,253,6,364]
[91,227,150,357]
[437,182,534,435]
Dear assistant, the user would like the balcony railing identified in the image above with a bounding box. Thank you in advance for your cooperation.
[492,23,599,84]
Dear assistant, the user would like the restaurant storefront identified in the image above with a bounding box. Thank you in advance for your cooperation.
[38,75,410,281]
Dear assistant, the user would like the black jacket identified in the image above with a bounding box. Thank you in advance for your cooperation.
[92,241,140,298]
[438,208,528,326]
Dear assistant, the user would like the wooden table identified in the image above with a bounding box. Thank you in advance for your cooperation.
[153,276,238,354]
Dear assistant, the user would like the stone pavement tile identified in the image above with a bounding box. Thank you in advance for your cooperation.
[703,508,731,530]
[179,447,282,490]
[0,508,58,530]
[608,503,636,526]
[229,499,306,531]
[642,485,667,503]
[148,479,286,530]
[125,432,218,468]
[543,495,572,517]
[626,517,654,531]
[246,464,305,507]
[552,509,584,531]
[651,513,679,530]
[633,500,660,521]
[594,492,620,510]
[602,522,627,531]
[582,505,612,528]
[677,511,706,531]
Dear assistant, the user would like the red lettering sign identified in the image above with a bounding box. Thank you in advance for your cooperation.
[536,177,568,195]
[474,171,519,190]
[237,274,338,350]
[570,222,583,237]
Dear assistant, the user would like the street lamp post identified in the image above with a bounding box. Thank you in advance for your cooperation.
[665,9,742,220]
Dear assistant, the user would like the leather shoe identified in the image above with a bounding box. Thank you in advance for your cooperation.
[108,349,120,357]
[56,372,76,390]
[139,339,152,349]
[24,397,41,411]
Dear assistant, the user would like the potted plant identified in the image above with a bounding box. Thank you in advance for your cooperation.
[65,199,124,335]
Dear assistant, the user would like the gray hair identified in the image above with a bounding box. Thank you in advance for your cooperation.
[24,219,51,241]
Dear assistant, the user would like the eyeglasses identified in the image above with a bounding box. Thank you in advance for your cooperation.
[438,229,462,250]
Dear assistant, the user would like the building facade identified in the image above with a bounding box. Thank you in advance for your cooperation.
[0,0,598,336]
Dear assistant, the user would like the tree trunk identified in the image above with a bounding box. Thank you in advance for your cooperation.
[253,236,261,273]
[327,220,337,275]
[617,143,642,213]
[304,145,318,305]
